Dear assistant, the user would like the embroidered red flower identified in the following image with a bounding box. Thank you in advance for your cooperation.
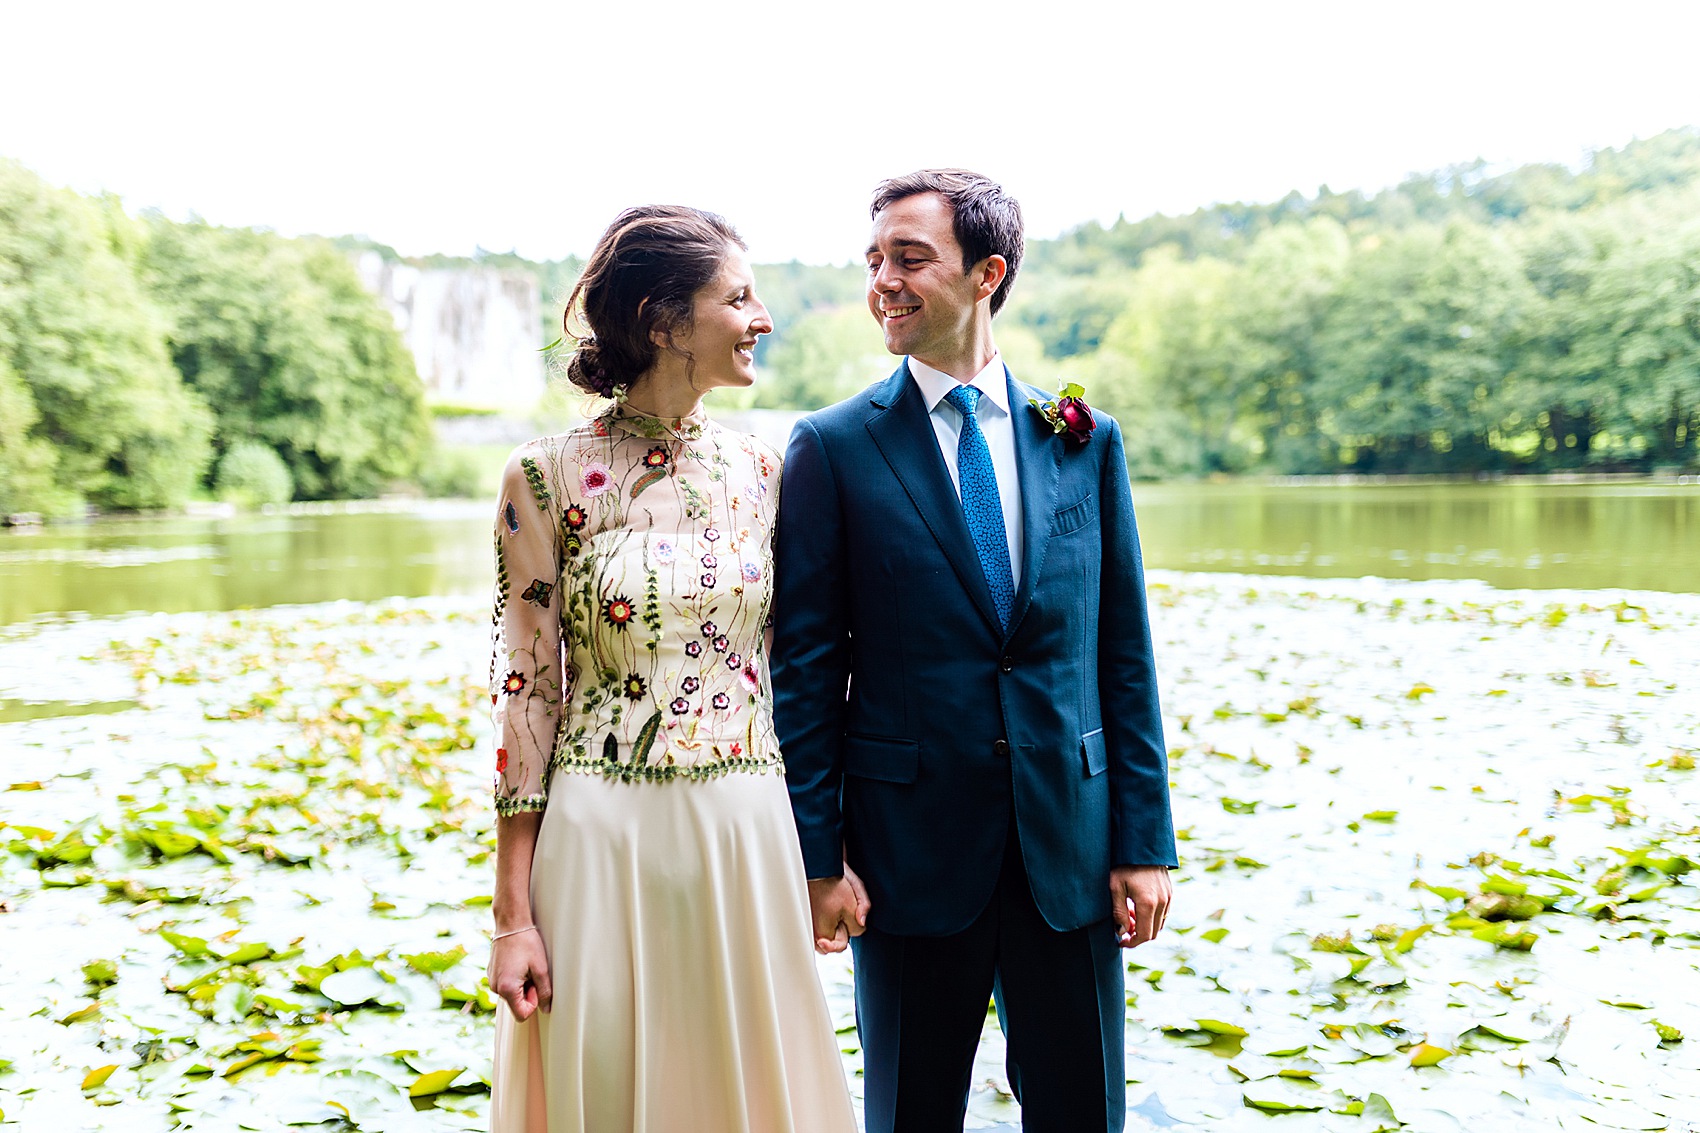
[496,747,509,773]
[604,596,634,629]
[502,671,526,695]
[563,503,588,530]
[1030,381,1096,447]
[644,446,669,468]
[581,463,614,497]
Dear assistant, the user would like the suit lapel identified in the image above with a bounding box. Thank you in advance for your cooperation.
[1006,371,1062,639]
[865,361,1004,637]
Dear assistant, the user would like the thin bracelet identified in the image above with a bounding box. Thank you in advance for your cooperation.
[493,925,538,942]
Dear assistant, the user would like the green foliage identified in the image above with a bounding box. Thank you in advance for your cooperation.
[214,441,293,508]
[416,444,506,499]
[0,160,212,514]
[750,305,890,410]
[143,219,432,500]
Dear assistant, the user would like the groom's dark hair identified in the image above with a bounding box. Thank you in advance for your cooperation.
[871,169,1024,316]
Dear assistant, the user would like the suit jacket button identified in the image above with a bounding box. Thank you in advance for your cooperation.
[999,656,1014,674]
[993,739,1010,758]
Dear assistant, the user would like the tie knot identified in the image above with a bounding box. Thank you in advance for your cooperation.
[945,384,981,418]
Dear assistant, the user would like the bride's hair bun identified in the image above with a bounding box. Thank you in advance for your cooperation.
[565,335,619,399]
[561,205,745,398]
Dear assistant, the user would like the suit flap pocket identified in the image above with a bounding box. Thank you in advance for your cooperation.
[1050,493,1095,536]
[1081,728,1107,776]
[844,734,919,784]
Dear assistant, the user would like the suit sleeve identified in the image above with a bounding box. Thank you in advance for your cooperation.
[771,417,853,878]
[1096,416,1179,868]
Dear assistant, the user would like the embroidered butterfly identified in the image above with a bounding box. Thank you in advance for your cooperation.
[521,579,554,607]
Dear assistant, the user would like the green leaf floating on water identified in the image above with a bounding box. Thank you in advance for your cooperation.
[212,940,273,965]
[81,1064,118,1090]
[82,958,119,986]
[1480,875,1528,896]
[1409,1042,1452,1067]
[1195,1019,1250,1037]
[408,1067,465,1097]
[1243,1083,1325,1113]
[1471,922,1538,950]
[402,945,468,974]
[160,930,211,957]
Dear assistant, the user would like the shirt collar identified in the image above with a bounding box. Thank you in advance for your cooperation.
[909,353,1009,416]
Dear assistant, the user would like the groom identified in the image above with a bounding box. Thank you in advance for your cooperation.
[772,169,1178,1133]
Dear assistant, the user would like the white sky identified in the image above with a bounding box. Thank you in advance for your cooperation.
[3,1,1698,265]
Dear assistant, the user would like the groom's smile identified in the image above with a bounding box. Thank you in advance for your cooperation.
[865,190,1004,375]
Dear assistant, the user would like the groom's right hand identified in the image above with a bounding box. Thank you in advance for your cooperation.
[808,864,871,954]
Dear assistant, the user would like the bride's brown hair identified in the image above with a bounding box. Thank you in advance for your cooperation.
[564,206,745,398]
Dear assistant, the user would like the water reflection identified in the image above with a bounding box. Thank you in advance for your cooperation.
[0,502,492,626]
[1131,481,1697,593]
[1,484,1695,626]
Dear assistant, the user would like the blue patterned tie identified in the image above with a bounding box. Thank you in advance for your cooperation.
[944,385,1015,629]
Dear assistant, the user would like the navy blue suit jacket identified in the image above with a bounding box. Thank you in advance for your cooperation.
[772,362,1177,936]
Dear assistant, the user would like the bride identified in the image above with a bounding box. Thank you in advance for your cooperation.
[484,204,860,1132]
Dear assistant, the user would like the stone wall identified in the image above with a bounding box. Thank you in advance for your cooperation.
[355,253,545,407]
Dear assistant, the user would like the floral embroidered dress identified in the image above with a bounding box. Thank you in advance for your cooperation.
[486,403,856,1133]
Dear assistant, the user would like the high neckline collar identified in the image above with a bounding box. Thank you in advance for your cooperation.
[600,400,709,442]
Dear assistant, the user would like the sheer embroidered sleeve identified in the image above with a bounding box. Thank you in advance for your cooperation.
[490,444,566,816]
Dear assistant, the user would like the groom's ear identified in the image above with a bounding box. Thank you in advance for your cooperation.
[973,255,1007,305]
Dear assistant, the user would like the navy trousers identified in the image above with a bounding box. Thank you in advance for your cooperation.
[850,826,1126,1133]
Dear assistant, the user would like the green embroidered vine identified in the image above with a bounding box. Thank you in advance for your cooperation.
[521,456,552,510]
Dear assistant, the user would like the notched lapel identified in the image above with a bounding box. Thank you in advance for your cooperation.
[865,363,1004,637]
[1006,373,1063,639]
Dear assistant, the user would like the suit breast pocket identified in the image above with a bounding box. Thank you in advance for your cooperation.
[1050,493,1095,537]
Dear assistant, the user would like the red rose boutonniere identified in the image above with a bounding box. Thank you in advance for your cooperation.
[1029,381,1096,447]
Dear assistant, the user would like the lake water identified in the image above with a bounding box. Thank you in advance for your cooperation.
[1,482,1695,627]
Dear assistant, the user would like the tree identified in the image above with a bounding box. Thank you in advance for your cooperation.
[1314,223,1532,472]
[0,160,211,514]
[751,305,890,411]
[1099,250,1256,473]
[143,219,431,499]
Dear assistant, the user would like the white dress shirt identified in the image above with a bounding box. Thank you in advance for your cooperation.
[908,354,1025,589]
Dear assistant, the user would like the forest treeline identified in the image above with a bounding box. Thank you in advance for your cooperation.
[749,128,1700,476]
[4,131,1699,515]
[0,160,431,516]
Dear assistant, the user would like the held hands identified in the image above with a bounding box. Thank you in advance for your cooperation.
[1111,865,1173,949]
[807,861,871,954]
[488,926,552,1021]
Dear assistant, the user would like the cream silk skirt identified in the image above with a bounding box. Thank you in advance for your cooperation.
[488,769,857,1133]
